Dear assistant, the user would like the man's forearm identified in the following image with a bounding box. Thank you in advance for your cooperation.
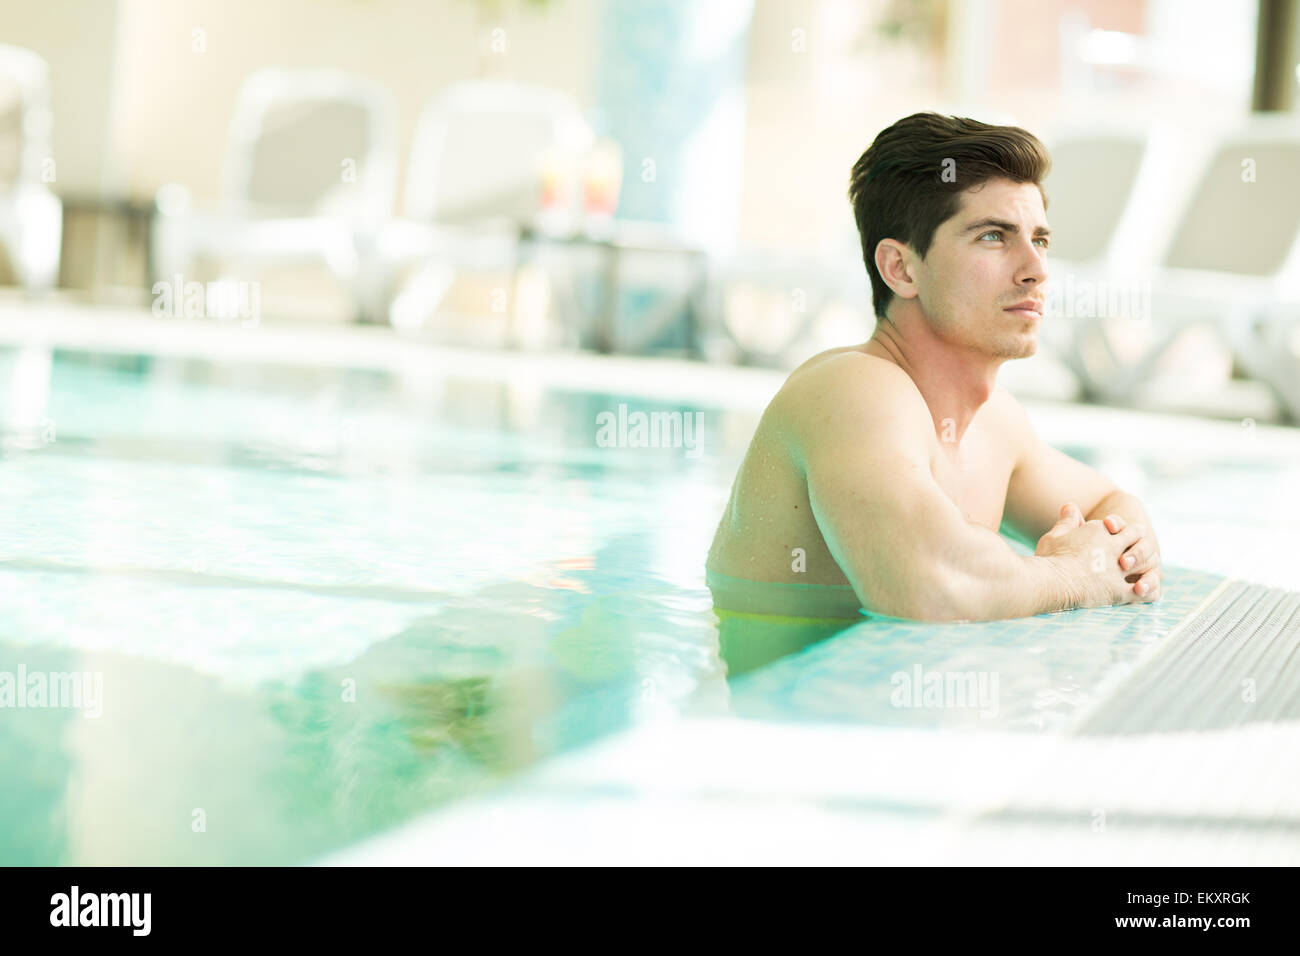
[935,526,1076,622]
[1087,489,1149,530]
[930,493,1157,622]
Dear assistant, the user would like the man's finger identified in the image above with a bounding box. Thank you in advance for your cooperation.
[1104,514,1126,533]
[1047,504,1083,536]
[1134,569,1161,598]
[1119,541,1149,571]
[1112,524,1142,553]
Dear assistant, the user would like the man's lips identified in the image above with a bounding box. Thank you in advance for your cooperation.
[1004,301,1043,318]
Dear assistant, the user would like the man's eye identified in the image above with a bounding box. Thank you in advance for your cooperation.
[1034,237,1050,249]
[979,231,1001,241]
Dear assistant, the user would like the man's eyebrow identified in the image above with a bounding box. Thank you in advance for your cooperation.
[961,217,1052,236]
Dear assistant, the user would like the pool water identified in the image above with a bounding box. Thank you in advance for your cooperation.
[0,348,734,864]
[0,346,1294,864]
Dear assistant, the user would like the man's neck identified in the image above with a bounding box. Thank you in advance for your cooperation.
[862,310,1002,447]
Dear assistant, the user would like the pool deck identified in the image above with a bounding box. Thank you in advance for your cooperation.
[2,296,1297,461]
[321,715,1300,865]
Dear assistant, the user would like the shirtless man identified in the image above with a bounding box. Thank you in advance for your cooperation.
[707,113,1162,622]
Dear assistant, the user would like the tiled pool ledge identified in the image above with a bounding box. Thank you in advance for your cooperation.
[2,298,1297,462]
[719,566,1227,732]
[322,570,1300,865]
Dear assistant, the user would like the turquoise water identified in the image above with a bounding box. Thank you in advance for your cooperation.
[0,348,731,865]
[0,347,1292,864]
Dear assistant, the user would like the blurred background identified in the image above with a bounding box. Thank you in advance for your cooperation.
[1,0,1296,421]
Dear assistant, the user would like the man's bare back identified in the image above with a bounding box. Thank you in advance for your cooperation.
[707,343,1021,592]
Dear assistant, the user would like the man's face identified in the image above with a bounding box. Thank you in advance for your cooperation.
[909,177,1050,359]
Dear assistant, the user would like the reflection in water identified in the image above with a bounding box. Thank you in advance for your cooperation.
[0,566,731,864]
[0,629,539,865]
[705,568,865,678]
[714,607,858,677]
[379,675,498,759]
[0,593,556,865]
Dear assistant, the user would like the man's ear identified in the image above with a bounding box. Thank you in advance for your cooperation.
[874,238,919,301]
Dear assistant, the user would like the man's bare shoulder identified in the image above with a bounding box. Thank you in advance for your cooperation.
[779,348,922,411]
[765,348,931,454]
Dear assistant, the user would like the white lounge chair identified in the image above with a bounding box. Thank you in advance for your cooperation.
[377,80,593,336]
[1061,116,1300,420]
[151,67,398,321]
[0,44,62,293]
[1035,118,1191,389]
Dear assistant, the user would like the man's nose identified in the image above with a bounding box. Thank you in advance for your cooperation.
[1016,241,1048,286]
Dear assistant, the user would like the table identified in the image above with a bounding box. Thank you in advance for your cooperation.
[518,221,710,357]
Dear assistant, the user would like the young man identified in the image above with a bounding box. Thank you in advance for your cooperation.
[706,112,1162,623]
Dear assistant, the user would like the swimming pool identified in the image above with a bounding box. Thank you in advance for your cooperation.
[1,316,1297,865]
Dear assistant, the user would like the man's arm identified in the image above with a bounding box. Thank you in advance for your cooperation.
[998,389,1162,600]
[781,359,1137,621]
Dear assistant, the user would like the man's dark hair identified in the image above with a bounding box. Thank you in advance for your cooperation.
[848,112,1051,320]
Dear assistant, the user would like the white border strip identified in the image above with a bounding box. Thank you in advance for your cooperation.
[3,298,1295,460]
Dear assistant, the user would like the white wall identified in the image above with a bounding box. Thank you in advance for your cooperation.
[0,0,120,197]
[109,0,598,207]
[738,0,946,251]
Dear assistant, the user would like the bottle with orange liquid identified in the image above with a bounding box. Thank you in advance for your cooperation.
[581,138,623,238]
